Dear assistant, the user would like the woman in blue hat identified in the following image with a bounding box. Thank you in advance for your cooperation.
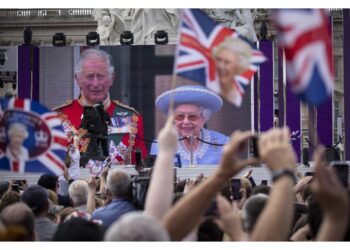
[150,85,229,166]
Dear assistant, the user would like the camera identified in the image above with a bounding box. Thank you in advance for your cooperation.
[131,174,151,210]
[131,150,152,209]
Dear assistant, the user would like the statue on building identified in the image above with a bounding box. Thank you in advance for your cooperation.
[92,9,126,45]
[129,9,179,44]
[203,9,258,43]
[230,9,258,42]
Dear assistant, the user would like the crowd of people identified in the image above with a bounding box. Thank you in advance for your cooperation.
[0,118,349,241]
[0,48,349,241]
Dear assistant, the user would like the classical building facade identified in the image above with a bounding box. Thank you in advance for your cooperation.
[0,8,346,156]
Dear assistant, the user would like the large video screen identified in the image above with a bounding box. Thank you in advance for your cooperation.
[39,45,252,152]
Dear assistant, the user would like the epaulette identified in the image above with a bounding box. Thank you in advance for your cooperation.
[112,100,139,115]
[53,100,73,112]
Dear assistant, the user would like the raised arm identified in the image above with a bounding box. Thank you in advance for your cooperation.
[251,127,297,241]
[162,130,257,240]
[144,115,177,220]
[215,194,247,241]
[312,147,349,241]
[86,177,97,214]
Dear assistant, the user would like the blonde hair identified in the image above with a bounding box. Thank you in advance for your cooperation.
[212,37,253,74]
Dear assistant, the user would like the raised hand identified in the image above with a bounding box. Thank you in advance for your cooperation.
[217,130,258,180]
[259,127,297,171]
[158,114,177,153]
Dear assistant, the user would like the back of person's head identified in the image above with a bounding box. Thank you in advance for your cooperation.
[52,217,103,241]
[252,184,271,196]
[197,218,223,241]
[107,169,131,199]
[104,212,169,241]
[0,181,10,200]
[0,191,21,213]
[242,193,268,233]
[0,202,35,241]
[37,174,58,192]
[0,225,30,241]
[21,185,49,216]
[68,180,89,207]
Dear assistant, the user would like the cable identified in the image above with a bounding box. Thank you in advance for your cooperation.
[135,135,187,144]
[195,137,225,146]
[304,135,344,150]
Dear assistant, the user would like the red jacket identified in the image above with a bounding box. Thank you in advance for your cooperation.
[55,98,148,164]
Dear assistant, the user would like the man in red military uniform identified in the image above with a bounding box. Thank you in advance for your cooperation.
[55,48,147,165]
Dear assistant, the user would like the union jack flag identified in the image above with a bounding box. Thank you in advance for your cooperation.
[175,9,266,107]
[273,9,333,106]
[0,98,67,176]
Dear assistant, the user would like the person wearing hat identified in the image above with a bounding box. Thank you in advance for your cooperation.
[151,85,229,166]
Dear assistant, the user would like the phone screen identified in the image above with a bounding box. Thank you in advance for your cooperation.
[231,179,242,200]
[331,162,349,188]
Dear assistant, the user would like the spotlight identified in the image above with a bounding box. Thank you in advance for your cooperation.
[0,79,3,88]
[12,83,16,90]
[86,32,100,46]
[23,26,32,45]
[120,31,134,45]
[154,30,168,45]
[52,32,66,46]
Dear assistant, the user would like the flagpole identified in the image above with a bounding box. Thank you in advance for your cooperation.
[167,9,184,117]
[168,74,177,116]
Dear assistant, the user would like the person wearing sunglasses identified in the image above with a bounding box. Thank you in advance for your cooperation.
[150,85,229,166]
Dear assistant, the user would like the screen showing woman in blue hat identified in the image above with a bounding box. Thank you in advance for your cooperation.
[150,85,229,166]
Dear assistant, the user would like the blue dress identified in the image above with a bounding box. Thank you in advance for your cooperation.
[150,128,229,166]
